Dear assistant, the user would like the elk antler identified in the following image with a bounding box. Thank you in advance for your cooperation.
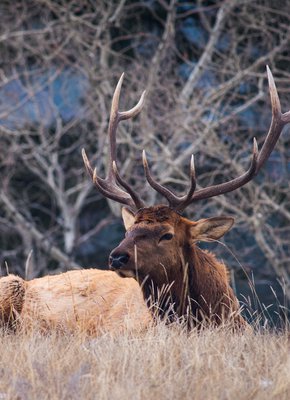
[143,66,290,212]
[82,73,146,210]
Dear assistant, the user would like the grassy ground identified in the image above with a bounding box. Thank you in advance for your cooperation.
[0,324,289,400]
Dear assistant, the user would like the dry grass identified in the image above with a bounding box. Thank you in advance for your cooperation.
[0,323,289,400]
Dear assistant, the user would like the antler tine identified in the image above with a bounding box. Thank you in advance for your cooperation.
[142,150,197,210]
[92,168,134,207]
[112,161,145,209]
[174,155,197,211]
[82,148,94,179]
[119,91,146,120]
[188,137,258,204]
[82,74,146,210]
[143,150,180,207]
[108,74,146,178]
[83,148,133,205]
[256,66,289,170]
[109,73,146,122]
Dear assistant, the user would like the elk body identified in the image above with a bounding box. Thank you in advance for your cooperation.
[0,269,151,334]
[1,67,289,333]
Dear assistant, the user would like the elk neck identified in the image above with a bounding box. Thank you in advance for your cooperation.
[138,241,239,325]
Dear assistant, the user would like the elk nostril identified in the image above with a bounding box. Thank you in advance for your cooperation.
[109,253,130,269]
[119,254,129,264]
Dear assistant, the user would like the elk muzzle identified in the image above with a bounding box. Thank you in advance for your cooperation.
[109,250,130,269]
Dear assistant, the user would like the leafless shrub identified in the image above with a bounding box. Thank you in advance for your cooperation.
[0,1,289,304]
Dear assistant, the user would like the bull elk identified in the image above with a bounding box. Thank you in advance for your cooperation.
[83,67,290,328]
[1,67,289,333]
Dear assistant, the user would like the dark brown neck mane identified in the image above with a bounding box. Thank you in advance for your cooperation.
[139,244,244,328]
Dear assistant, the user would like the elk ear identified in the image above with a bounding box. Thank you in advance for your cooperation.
[189,217,234,242]
[121,207,136,231]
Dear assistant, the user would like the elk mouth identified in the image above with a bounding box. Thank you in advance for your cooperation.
[109,266,136,279]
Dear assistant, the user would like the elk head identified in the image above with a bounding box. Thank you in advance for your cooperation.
[109,205,233,282]
[82,68,290,321]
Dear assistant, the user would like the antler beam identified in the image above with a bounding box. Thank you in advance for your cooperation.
[143,66,290,212]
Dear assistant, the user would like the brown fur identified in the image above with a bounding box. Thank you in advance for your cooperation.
[110,205,247,329]
[0,269,151,334]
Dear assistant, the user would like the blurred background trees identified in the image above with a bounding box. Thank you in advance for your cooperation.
[0,0,289,321]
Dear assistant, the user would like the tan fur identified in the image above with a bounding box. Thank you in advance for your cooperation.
[0,275,25,328]
[0,269,151,335]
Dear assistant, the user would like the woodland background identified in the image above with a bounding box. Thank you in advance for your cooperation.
[0,0,289,324]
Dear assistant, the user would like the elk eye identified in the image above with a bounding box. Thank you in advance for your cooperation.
[159,233,174,242]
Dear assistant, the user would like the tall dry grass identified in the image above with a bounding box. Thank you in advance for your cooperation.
[0,323,289,400]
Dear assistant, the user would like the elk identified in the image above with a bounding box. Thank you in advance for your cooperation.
[1,67,289,333]
[82,67,290,328]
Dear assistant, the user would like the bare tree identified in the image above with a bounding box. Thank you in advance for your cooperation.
[0,0,289,308]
